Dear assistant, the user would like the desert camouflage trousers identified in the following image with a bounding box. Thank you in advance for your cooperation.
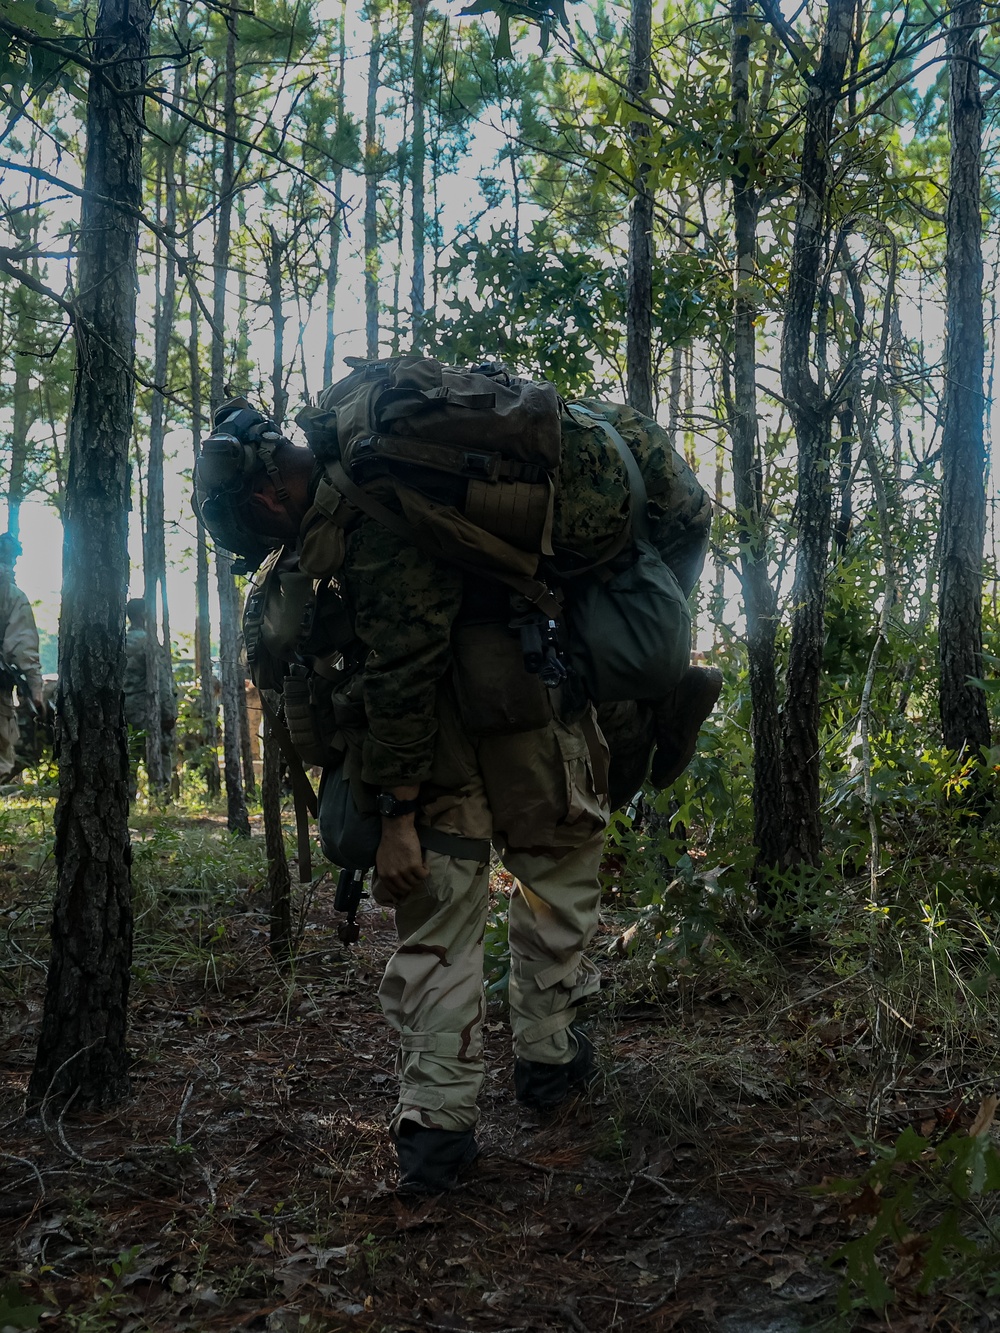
[372,700,610,1133]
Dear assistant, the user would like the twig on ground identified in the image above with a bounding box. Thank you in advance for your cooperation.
[175,1079,194,1144]
[0,1151,46,1199]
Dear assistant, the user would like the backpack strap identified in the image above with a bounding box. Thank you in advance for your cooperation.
[328,461,562,618]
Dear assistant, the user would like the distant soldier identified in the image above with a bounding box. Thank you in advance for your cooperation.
[0,534,44,784]
[123,597,178,790]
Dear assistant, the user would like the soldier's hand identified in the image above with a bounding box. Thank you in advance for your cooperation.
[376,819,429,898]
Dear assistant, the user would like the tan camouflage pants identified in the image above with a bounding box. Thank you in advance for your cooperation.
[373,702,609,1133]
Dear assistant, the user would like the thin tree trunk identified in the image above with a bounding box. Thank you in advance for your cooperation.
[28,0,152,1113]
[364,5,381,359]
[6,156,41,541]
[210,7,250,837]
[144,137,180,794]
[777,0,856,868]
[323,0,348,386]
[187,241,220,799]
[730,0,783,876]
[8,283,36,542]
[626,0,654,416]
[939,0,991,755]
[263,705,292,954]
[268,226,288,425]
[410,0,428,349]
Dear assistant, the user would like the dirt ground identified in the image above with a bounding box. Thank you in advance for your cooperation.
[0,824,995,1333]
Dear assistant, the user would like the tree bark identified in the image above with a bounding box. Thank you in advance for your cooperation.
[263,705,292,955]
[210,7,250,837]
[143,132,181,795]
[187,243,221,799]
[323,0,348,386]
[8,293,34,543]
[777,0,856,868]
[28,0,151,1113]
[410,0,428,350]
[729,0,783,875]
[626,0,654,416]
[364,4,381,359]
[939,0,991,755]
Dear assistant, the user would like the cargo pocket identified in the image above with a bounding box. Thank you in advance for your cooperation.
[451,622,551,736]
[554,720,608,833]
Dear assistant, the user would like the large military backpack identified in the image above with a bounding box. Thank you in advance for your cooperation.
[294,354,691,704]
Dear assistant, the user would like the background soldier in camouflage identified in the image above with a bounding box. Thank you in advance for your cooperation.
[0,534,44,784]
[194,381,717,1194]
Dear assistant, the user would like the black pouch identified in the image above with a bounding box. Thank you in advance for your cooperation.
[451,622,552,736]
[317,751,381,872]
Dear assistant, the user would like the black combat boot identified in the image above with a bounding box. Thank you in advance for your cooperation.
[392,1120,480,1194]
[513,1026,595,1113]
[650,665,723,788]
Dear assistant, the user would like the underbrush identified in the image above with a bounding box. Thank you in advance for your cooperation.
[597,692,1000,1323]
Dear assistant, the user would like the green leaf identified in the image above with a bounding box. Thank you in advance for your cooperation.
[0,1285,45,1330]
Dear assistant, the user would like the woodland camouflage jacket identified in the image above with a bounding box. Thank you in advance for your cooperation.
[338,399,711,789]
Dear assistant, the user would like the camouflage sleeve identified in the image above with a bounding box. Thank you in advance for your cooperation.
[3,590,42,699]
[342,491,462,789]
[580,399,712,597]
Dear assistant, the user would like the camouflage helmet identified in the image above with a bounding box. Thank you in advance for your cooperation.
[193,398,291,572]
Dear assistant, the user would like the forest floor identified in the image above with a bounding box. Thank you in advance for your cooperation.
[2,799,1000,1333]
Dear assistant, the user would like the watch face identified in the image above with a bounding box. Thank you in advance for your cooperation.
[378,793,394,816]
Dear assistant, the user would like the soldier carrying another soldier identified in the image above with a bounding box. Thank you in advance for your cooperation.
[193,356,721,1194]
[0,533,44,786]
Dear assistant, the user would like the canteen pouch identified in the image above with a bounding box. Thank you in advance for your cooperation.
[451,622,552,736]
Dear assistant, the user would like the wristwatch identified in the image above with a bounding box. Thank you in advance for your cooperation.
[378,792,421,819]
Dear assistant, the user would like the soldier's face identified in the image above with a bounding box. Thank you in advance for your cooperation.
[244,448,314,542]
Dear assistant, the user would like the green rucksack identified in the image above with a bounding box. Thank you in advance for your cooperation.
[297,354,562,561]
[295,358,691,706]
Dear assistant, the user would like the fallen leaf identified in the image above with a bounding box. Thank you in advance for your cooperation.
[764,1254,808,1290]
[968,1094,999,1137]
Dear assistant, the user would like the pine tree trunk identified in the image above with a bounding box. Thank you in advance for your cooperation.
[6,155,42,541]
[364,6,381,359]
[626,0,654,417]
[730,0,783,875]
[268,226,288,425]
[28,0,151,1113]
[939,0,991,755]
[778,0,856,868]
[210,9,250,837]
[410,0,428,349]
[323,0,348,387]
[143,142,180,794]
[8,291,34,542]
[263,705,292,954]
[188,258,221,798]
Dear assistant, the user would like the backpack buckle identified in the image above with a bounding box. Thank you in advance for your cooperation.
[462,451,495,480]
